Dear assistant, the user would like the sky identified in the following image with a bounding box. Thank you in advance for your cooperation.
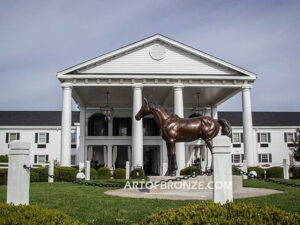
[0,0,299,112]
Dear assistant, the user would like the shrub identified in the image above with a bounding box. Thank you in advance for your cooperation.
[35,167,49,182]
[130,168,145,179]
[232,165,241,175]
[247,166,265,177]
[56,167,77,181]
[290,166,300,179]
[0,155,8,163]
[266,166,284,178]
[82,168,98,179]
[180,166,202,176]
[113,168,126,179]
[0,203,85,225]
[139,202,300,225]
[98,167,111,179]
[0,169,7,185]
[30,171,40,182]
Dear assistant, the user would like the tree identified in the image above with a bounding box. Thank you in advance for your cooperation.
[291,128,300,162]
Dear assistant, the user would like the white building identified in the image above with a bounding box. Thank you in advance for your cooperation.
[0,35,299,174]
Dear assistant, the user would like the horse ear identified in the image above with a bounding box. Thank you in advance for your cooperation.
[143,97,148,104]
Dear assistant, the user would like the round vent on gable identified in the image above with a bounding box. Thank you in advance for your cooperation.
[149,44,166,60]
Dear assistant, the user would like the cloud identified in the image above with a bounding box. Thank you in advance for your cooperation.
[0,0,299,111]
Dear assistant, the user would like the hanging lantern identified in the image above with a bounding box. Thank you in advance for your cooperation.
[99,90,114,121]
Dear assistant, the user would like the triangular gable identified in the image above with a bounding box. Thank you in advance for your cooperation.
[57,34,257,79]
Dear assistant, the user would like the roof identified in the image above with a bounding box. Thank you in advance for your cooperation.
[219,112,300,127]
[0,111,79,126]
[0,111,299,127]
[57,34,257,79]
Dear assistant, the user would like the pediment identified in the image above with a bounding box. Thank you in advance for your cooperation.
[58,34,256,79]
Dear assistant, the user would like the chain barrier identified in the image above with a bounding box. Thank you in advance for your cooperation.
[21,165,300,189]
[233,167,300,188]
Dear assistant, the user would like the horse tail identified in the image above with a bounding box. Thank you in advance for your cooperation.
[218,119,232,137]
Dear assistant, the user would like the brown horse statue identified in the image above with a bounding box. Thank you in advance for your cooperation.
[135,97,232,176]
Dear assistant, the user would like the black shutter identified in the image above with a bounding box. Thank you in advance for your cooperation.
[269,154,272,163]
[257,133,260,143]
[46,155,49,162]
[17,133,20,140]
[295,132,298,142]
[241,133,244,143]
[35,133,38,143]
[258,154,261,163]
[230,132,233,143]
[5,133,9,143]
[34,155,37,163]
[242,154,244,162]
[284,133,287,142]
[46,133,49,143]
[231,154,233,163]
[268,133,271,143]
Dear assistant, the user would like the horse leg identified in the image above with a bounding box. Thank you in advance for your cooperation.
[205,139,213,171]
[169,142,177,176]
[165,142,172,176]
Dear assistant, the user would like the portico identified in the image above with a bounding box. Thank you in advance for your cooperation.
[57,34,257,174]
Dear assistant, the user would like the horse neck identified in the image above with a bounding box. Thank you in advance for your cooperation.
[151,107,172,128]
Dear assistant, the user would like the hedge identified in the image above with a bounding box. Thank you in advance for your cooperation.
[247,166,265,177]
[290,166,300,179]
[266,166,284,178]
[0,203,85,225]
[82,168,98,179]
[56,167,78,181]
[98,167,111,179]
[0,155,8,163]
[130,168,145,179]
[139,202,300,225]
[232,165,241,175]
[113,168,126,179]
[180,166,202,176]
[0,169,7,185]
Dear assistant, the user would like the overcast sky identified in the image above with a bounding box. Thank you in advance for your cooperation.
[0,0,299,112]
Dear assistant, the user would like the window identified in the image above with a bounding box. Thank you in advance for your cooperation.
[257,132,271,143]
[34,155,49,163]
[71,133,76,143]
[71,155,76,165]
[258,154,272,163]
[232,133,242,143]
[284,132,296,143]
[35,133,49,144]
[5,133,20,143]
[234,154,241,163]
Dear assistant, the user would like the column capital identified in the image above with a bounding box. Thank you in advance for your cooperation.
[132,83,143,89]
[173,83,184,90]
[61,82,73,89]
[241,84,252,90]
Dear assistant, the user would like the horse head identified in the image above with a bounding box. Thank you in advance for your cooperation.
[135,97,155,120]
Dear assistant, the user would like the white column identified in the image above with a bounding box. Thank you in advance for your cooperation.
[132,84,143,168]
[78,106,86,165]
[212,136,233,204]
[173,84,185,175]
[7,141,31,205]
[125,161,130,179]
[242,85,256,167]
[283,159,289,179]
[85,160,90,181]
[211,106,218,119]
[48,159,54,183]
[107,145,113,170]
[61,83,72,166]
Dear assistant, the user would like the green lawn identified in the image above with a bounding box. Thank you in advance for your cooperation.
[0,179,299,225]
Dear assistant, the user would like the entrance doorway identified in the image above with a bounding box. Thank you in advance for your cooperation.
[143,145,160,175]
[87,145,106,169]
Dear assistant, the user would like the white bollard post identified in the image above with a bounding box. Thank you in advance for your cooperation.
[212,136,233,204]
[283,159,289,179]
[48,160,54,183]
[242,160,248,180]
[85,161,90,181]
[126,161,130,180]
[7,141,31,205]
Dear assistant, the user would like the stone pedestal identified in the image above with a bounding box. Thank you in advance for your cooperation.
[7,141,31,205]
[212,136,233,204]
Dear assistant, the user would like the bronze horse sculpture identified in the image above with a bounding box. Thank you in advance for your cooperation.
[135,98,232,176]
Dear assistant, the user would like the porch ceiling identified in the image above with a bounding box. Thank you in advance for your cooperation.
[73,86,240,109]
